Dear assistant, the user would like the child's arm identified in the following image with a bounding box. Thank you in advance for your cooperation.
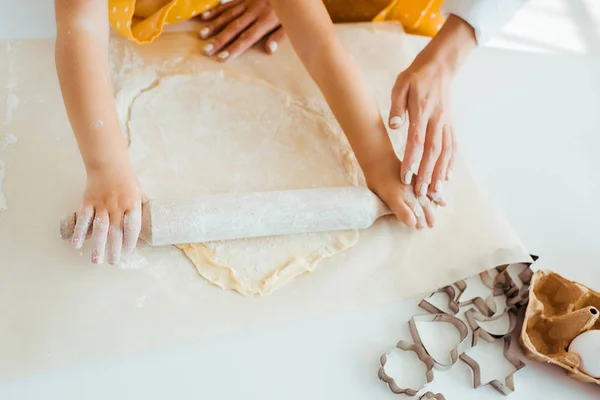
[268,0,434,228]
[55,0,142,264]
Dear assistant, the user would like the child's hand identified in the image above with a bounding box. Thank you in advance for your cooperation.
[363,153,436,229]
[71,164,142,265]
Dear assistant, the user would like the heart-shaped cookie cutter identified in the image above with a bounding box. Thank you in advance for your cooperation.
[409,314,470,371]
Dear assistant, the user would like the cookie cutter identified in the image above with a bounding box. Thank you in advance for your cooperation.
[459,330,526,395]
[409,314,470,371]
[464,308,518,344]
[420,392,446,400]
[419,285,460,315]
[454,279,498,317]
[379,341,435,396]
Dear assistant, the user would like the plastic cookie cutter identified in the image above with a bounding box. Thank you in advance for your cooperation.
[464,308,518,344]
[419,285,460,316]
[409,314,470,371]
[459,330,526,395]
[420,392,446,400]
[379,341,435,396]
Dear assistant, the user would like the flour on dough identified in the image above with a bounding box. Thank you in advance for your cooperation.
[125,71,363,295]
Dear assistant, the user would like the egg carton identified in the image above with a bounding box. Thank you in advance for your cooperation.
[520,269,600,385]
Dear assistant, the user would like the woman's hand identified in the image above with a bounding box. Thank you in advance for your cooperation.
[72,163,142,265]
[199,0,285,62]
[389,15,477,205]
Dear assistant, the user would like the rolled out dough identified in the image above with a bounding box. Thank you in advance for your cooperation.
[127,71,364,295]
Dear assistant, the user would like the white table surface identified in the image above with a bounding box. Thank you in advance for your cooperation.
[1,0,599,399]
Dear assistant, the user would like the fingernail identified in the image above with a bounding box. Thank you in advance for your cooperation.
[434,180,443,193]
[389,115,403,129]
[217,50,229,60]
[404,170,413,185]
[201,11,211,18]
[199,27,210,38]
[203,43,214,54]
[268,41,278,53]
[410,162,419,174]
[92,255,103,265]
[447,169,453,180]
[419,183,428,197]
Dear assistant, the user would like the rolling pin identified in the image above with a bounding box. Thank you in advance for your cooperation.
[60,186,393,246]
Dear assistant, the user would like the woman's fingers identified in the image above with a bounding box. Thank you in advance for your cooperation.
[200,0,243,20]
[446,127,457,180]
[389,75,409,129]
[202,6,259,57]
[415,115,443,198]
[401,92,428,185]
[219,13,279,61]
[72,204,94,249]
[123,203,142,255]
[199,3,248,46]
[91,210,109,264]
[265,26,285,54]
[428,124,453,205]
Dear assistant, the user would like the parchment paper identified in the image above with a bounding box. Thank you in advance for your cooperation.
[0,23,530,381]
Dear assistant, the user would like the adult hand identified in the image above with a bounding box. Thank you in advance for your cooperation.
[199,0,285,62]
[388,15,477,205]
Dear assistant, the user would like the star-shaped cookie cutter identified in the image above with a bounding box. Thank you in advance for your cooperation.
[409,314,470,371]
[459,330,526,395]
[379,341,435,396]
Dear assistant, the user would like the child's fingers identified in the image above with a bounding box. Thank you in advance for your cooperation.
[72,204,94,249]
[91,210,109,265]
[219,14,280,61]
[123,203,142,255]
[419,195,437,228]
[200,0,243,21]
[264,27,285,54]
[107,211,124,266]
[379,188,416,228]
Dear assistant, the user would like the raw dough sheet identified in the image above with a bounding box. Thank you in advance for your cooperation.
[0,23,530,381]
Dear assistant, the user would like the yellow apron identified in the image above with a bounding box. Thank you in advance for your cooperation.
[108,0,445,44]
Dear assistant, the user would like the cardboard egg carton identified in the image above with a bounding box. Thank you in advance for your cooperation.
[520,270,600,384]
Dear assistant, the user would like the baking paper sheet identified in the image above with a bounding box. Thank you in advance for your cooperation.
[0,23,530,381]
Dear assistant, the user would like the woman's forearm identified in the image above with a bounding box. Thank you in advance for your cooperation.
[268,0,397,171]
[55,0,130,173]
[417,15,477,77]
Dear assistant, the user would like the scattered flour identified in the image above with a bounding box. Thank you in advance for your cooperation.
[1,132,17,148]
[0,161,6,212]
[134,295,146,308]
[92,119,104,128]
[119,250,149,270]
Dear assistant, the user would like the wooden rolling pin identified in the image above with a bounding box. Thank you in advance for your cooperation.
[60,186,392,246]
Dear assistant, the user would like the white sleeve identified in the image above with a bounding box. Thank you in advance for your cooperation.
[441,0,528,45]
